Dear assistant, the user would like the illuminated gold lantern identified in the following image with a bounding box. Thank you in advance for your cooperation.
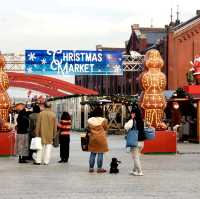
[0,53,11,132]
[139,49,167,130]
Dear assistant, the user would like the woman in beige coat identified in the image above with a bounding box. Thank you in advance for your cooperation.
[87,106,108,173]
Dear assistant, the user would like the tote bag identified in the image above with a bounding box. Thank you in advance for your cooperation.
[126,129,138,147]
[30,137,42,150]
[144,127,155,140]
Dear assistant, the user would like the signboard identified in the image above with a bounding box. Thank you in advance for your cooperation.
[25,50,123,75]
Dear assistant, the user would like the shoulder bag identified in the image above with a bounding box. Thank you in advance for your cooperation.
[126,129,138,147]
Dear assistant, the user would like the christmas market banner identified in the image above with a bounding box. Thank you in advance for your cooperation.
[25,50,123,76]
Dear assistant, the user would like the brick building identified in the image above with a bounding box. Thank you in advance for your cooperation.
[75,26,167,95]
[75,11,200,95]
[167,10,200,89]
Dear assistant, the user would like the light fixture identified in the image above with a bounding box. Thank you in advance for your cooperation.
[173,102,179,109]
[193,102,197,108]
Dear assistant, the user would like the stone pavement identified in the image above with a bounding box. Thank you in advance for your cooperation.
[0,133,200,199]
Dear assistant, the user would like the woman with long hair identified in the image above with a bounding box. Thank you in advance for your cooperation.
[57,112,72,163]
[124,107,145,176]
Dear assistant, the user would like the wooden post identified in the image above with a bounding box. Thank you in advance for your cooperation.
[197,100,200,143]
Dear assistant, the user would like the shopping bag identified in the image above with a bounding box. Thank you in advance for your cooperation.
[53,133,59,148]
[126,129,138,147]
[80,133,89,151]
[144,127,155,140]
[30,137,42,150]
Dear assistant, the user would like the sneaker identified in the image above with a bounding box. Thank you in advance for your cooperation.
[43,163,48,165]
[129,169,137,175]
[132,171,144,176]
[97,168,107,173]
[89,168,94,173]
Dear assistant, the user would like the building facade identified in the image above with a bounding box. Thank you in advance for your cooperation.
[75,26,167,96]
[168,10,200,89]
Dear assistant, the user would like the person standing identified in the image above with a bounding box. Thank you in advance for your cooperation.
[57,112,72,163]
[35,102,57,165]
[28,104,40,160]
[124,107,145,176]
[87,106,109,173]
[16,108,30,163]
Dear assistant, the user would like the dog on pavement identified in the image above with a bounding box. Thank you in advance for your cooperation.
[109,157,121,174]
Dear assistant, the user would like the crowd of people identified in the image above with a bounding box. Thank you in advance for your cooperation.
[14,101,147,176]
[15,101,68,165]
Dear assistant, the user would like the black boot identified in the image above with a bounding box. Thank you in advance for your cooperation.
[19,156,28,163]
[58,159,64,163]
[18,156,23,163]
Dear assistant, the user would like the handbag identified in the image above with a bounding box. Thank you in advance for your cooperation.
[126,129,138,147]
[80,131,89,151]
[144,127,155,140]
[53,133,59,147]
[30,137,42,150]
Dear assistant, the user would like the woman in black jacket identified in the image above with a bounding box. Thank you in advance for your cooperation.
[124,107,145,176]
[16,108,30,163]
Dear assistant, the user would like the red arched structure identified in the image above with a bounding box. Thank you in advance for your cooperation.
[8,72,98,97]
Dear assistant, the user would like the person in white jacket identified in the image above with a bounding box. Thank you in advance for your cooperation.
[124,107,145,176]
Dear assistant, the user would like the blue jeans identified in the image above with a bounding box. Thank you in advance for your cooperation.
[89,152,103,169]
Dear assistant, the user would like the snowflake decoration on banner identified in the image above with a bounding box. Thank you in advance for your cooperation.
[28,52,36,61]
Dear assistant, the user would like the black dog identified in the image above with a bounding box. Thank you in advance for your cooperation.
[109,157,121,174]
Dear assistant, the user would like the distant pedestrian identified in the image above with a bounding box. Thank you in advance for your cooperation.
[87,106,108,173]
[34,102,57,165]
[124,107,145,176]
[16,108,30,163]
[57,112,72,163]
[179,116,190,142]
[29,104,40,160]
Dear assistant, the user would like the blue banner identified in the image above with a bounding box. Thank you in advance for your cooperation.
[25,50,123,75]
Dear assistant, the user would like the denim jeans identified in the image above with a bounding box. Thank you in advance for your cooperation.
[89,152,103,169]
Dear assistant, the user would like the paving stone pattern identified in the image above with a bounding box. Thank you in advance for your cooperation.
[0,133,200,199]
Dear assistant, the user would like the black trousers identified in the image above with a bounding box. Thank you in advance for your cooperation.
[59,135,70,161]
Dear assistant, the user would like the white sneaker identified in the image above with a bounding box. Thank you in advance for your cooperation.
[130,171,144,176]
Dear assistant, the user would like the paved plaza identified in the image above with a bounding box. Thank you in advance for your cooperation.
[0,133,200,199]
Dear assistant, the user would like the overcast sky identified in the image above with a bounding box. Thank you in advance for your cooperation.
[0,0,199,53]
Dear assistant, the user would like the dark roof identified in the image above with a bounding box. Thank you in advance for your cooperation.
[170,14,200,31]
[143,32,166,45]
[126,26,167,54]
[139,27,166,45]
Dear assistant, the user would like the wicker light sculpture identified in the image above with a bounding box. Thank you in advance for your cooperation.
[0,53,11,132]
[140,49,167,130]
